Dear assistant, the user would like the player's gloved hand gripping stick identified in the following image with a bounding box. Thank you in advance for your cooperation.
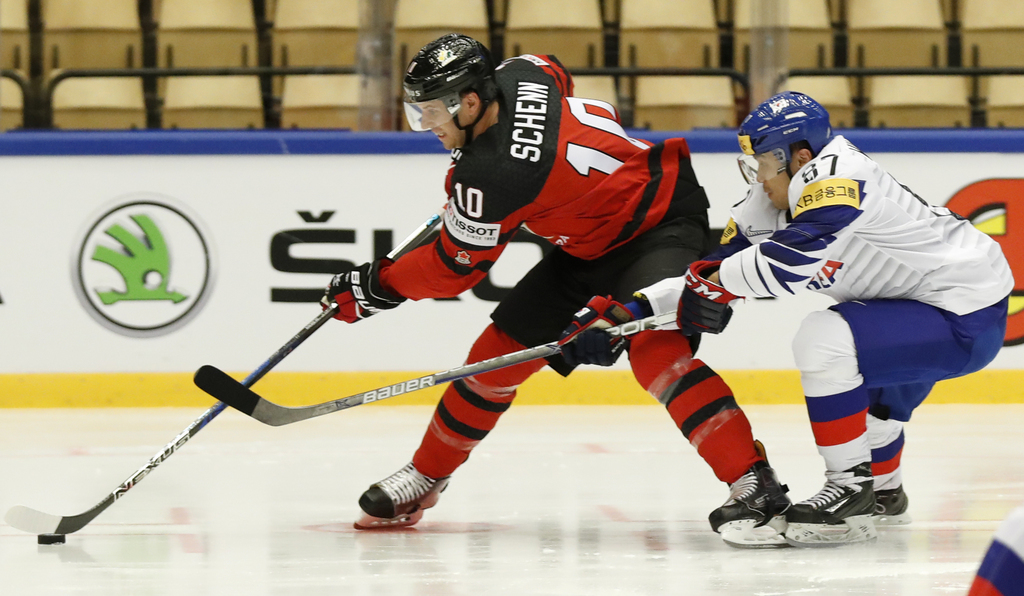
[677,260,737,335]
[558,295,636,367]
[4,214,442,538]
[195,309,677,427]
[321,260,406,323]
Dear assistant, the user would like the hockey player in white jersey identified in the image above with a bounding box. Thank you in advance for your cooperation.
[563,91,1012,547]
[653,92,1012,546]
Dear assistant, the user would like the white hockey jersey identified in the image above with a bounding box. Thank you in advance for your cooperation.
[642,135,1013,318]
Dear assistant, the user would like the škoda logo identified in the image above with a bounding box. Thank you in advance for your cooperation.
[72,194,216,337]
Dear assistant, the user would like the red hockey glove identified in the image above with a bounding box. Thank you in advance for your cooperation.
[321,260,406,323]
[677,260,737,335]
[558,296,634,367]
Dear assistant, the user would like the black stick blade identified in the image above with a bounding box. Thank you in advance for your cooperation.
[194,365,261,416]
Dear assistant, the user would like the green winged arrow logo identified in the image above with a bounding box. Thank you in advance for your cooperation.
[91,214,188,305]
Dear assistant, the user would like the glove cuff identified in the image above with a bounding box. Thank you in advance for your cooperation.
[368,260,407,306]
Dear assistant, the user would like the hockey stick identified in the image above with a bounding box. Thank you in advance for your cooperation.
[4,214,442,537]
[194,311,677,427]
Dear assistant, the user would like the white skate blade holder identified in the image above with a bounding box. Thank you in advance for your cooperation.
[785,515,878,548]
[354,509,424,530]
[719,516,790,549]
[873,510,911,526]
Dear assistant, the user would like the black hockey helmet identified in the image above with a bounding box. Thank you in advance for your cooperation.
[403,33,498,103]
[402,33,499,132]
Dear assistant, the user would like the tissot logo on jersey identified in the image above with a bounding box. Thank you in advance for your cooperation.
[509,81,550,163]
[445,199,501,247]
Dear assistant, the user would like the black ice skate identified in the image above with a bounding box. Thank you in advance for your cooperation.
[708,442,792,548]
[354,462,450,530]
[784,462,877,548]
[873,485,911,526]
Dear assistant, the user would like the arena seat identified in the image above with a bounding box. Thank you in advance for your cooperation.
[42,0,140,75]
[785,75,855,129]
[867,76,970,128]
[734,0,833,70]
[960,0,1024,67]
[1,77,24,130]
[846,0,945,67]
[985,76,1024,128]
[633,76,736,130]
[51,77,146,129]
[505,0,603,67]
[280,74,359,129]
[273,0,359,67]
[1,0,29,72]
[158,0,258,67]
[394,0,490,81]
[569,75,621,113]
[163,76,264,128]
[619,0,718,68]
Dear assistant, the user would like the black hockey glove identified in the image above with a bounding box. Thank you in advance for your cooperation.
[677,260,737,335]
[321,260,406,323]
[558,295,634,367]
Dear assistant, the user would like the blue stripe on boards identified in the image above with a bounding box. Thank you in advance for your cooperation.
[0,130,451,156]
[2,129,1024,156]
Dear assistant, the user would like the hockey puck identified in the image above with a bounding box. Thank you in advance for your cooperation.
[37,533,66,545]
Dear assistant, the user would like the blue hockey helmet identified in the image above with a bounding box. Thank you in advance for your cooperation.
[738,92,833,162]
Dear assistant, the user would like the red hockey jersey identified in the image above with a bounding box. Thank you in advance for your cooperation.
[382,54,709,300]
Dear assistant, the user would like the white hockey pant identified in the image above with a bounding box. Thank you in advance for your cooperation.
[792,309,904,487]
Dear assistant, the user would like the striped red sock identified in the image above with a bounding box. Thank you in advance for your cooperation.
[413,324,544,479]
[630,331,761,484]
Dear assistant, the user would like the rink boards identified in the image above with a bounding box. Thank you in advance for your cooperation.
[0,129,1021,406]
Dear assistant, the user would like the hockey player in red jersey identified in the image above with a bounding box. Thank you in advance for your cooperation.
[322,33,791,547]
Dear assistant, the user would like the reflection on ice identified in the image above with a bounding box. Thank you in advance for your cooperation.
[0,405,1020,595]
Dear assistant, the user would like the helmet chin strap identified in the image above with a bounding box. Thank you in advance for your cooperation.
[454,97,491,145]
[785,159,797,179]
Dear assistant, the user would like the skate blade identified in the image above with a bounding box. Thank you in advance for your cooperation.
[353,509,425,530]
[873,511,912,526]
[719,516,790,549]
[784,515,877,548]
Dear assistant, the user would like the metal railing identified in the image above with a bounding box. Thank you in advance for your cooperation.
[786,66,1024,128]
[572,66,749,127]
[1,70,32,127]
[13,65,749,130]
[24,64,1024,131]
[40,65,358,129]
